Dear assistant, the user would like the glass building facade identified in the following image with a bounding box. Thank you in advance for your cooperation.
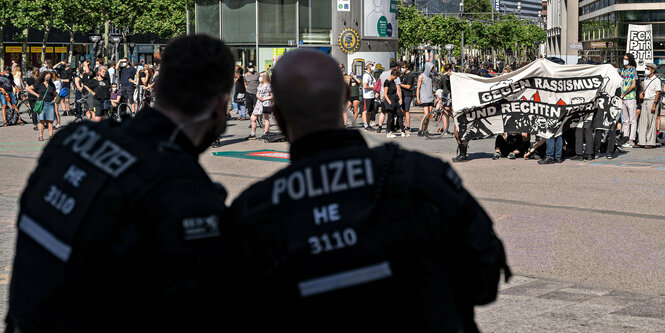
[196,0,333,71]
[578,2,665,64]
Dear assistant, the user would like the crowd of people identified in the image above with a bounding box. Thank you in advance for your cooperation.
[0,57,158,140]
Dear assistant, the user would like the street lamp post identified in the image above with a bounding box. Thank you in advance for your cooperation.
[89,35,101,61]
[517,1,521,19]
[111,36,121,64]
[128,43,136,64]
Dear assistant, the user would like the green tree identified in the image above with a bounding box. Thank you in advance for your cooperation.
[136,0,187,39]
[17,0,59,64]
[53,0,97,63]
[0,0,19,69]
[462,0,493,20]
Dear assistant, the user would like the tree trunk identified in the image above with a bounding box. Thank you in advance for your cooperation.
[122,30,128,59]
[104,20,110,64]
[21,28,28,73]
[68,28,75,64]
[41,23,51,64]
[0,27,4,71]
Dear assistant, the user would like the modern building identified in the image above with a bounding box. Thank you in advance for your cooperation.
[579,0,665,64]
[407,0,460,15]
[546,0,580,64]
[194,0,398,77]
[496,0,543,22]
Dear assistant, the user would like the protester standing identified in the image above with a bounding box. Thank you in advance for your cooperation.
[247,71,272,140]
[377,62,401,133]
[85,66,111,122]
[637,63,661,148]
[25,68,39,129]
[244,63,259,118]
[117,58,137,114]
[417,62,435,136]
[234,68,247,120]
[26,71,58,141]
[400,61,416,133]
[383,68,403,137]
[361,63,376,131]
[619,53,638,147]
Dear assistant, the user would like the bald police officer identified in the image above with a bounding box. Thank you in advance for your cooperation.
[230,49,511,332]
[7,35,234,333]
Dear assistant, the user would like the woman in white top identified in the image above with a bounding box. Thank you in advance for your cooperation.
[12,68,23,92]
[247,71,273,140]
[52,74,63,129]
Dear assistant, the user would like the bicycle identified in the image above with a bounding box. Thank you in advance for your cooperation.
[135,87,153,112]
[423,96,454,139]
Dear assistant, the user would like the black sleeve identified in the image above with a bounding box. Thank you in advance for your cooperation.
[383,79,390,88]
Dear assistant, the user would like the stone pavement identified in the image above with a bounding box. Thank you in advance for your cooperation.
[1,110,664,331]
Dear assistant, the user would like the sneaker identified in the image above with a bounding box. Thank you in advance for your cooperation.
[492,152,501,160]
[417,130,424,137]
[400,130,409,137]
[246,134,256,140]
[386,132,396,138]
[606,155,614,159]
[405,129,411,135]
[363,126,375,132]
[621,141,634,148]
[376,126,382,133]
[584,154,594,160]
[555,157,564,163]
[370,122,376,127]
[570,155,584,161]
[538,157,555,165]
[508,152,516,160]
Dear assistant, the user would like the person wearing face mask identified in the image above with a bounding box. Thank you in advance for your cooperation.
[6,35,235,333]
[26,71,58,140]
[637,63,661,148]
[619,53,638,147]
[109,82,123,111]
[244,62,260,122]
[247,71,273,140]
[399,61,416,133]
[361,63,377,131]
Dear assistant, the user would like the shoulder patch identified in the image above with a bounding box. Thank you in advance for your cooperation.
[182,215,221,241]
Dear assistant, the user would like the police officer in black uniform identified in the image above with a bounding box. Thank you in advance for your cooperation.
[6,35,235,333]
[230,49,511,332]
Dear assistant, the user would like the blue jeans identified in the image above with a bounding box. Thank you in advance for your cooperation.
[546,136,563,158]
[237,103,246,118]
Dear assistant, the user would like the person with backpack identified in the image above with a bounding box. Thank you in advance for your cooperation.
[1,67,23,126]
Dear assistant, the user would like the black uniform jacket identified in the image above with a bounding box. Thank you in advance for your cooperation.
[230,129,509,333]
[7,108,230,333]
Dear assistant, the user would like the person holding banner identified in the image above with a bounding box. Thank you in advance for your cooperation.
[637,63,660,148]
[620,53,639,148]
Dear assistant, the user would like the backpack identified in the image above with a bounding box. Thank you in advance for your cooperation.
[6,107,18,126]
[373,78,382,94]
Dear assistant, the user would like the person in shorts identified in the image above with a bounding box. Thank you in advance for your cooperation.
[417,62,435,136]
[399,61,416,133]
[84,66,111,122]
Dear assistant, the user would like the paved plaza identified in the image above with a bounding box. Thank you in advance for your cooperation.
[1,109,664,331]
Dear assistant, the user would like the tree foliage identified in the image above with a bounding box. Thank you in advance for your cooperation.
[398,3,546,63]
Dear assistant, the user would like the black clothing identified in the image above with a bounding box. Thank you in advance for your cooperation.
[81,72,95,87]
[88,78,111,100]
[31,82,56,103]
[7,107,229,333]
[245,92,257,115]
[401,72,416,98]
[574,127,594,156]
[234,77,246,103]
[24,78,37,102]
[0,74,13,91]
[495,133,530,157]
[383,79,399,111]
[230,129,509,332]
[56,67,73,87]
[118,66,137,89]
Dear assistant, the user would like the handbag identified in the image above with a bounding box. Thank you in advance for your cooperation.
[59,86,69,97]
[234,92,245,104]
[33,84,49,114]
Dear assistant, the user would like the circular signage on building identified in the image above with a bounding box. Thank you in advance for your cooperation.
[338,28,360,54]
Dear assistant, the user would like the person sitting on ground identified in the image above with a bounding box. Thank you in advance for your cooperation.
[493,132,530,160]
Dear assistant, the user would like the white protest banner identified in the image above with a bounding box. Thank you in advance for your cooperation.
[626,24,653,71]
[450,59,623,141]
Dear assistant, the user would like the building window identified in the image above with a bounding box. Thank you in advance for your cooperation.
[222,0,256,44]
[197,0,220,38]
[258,0,297,45]
[299,0,332,45]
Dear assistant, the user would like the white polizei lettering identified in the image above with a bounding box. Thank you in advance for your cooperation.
[346,159,365,188]
[73,131,102,157]
[287,171,306,200]
[328,161,348,192]
[99,148,137,178]
[313,206,329,225]
[364,158,374,185]
[272,177,287,204]
[304,168,323,197]
[319,164,330,194]
[62,125,88,146]
[328,203,340,221]
[63,165,87,188]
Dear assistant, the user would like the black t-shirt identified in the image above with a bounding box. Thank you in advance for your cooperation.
[31,82,57,103]
[383,79,399,108]
[25,77,36,101]
[82,72,95,88]
[401,72,416,98]
[119,67,137,89]
[234,76,246,96]
[0,74,13,91]
[88,78,111,100]
[138,71,147,87]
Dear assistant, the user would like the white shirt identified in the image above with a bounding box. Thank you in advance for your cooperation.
[643,75,661,100]
[362,72,376,99]
[108,67,116,84]
[54,80,62,94]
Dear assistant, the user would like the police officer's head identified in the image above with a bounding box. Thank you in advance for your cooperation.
[271,49,346,142]
[154,34,234,153]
